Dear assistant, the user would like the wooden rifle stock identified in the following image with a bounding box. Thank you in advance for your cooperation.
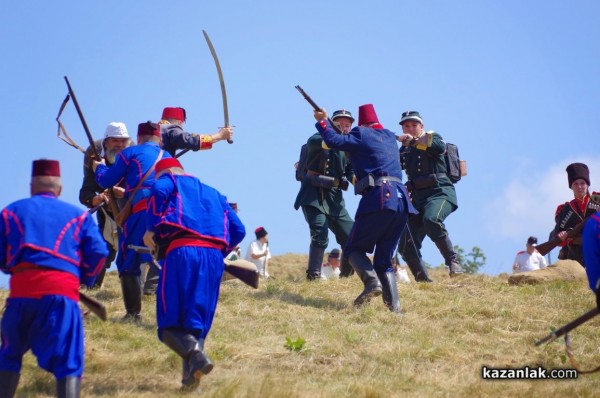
[535,307,599,346]
[79,291,107,321]
[536,215,592,256]
[294,85,343,134]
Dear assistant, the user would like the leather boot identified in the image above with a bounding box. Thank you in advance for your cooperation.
[161,329,213,389]
[120,275,142,321]
[376,270,401,313]
[142,262,159,295]
[338,257,355,278]
[0,371,20,398]
[348,251,382,306]
[404,257,433,282]
[306,246,325,281]
[56,376,81,398]
[434,236,465,277]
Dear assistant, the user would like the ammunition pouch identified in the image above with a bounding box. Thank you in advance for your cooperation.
[309,175,336,189]
[409,173,445,190]
[354,174,375,195]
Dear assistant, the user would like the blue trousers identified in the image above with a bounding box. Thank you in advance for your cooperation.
[0,296,84,378]
[157,246,224,341]
[118,211,152,275]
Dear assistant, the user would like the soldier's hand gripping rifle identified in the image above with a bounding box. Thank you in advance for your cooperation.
[536,215,593,256]
[294,85,343,134]
[61,76,121,221]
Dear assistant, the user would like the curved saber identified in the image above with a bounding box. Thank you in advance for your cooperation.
[203,30,233,144]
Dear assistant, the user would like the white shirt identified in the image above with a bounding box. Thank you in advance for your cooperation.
[245,240,271,277]
[513,250,547,273]
[320,262,341,279]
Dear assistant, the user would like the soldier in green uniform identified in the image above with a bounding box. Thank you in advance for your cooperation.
[294,109,356,280]
[396,111,464,281]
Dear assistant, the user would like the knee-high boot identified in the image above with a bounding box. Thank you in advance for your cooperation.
[56,376,81,398]
[120,275,142,320]
[433,236,465,277]
[306,246,325,281]
[348,252,382,306]
[339,256,354,278]
[404,257,433,282]
[142,262,159,295]
[0,371,20,398]
[375,269,401,313]
[161,328,213,389]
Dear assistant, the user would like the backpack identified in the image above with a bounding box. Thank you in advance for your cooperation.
[295,143,308,181]
[444,142,463,184]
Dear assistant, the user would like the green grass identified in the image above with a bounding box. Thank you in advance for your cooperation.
[3,254,600,397]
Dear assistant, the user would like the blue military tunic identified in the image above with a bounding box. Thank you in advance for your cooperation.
[96,142,170,275]
[146,173,245,340]
[0,193,108,378]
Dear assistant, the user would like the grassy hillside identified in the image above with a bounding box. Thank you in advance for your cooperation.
[3,254,600,397]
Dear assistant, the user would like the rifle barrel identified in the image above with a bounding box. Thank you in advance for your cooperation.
[535,307,600,346]
[64,76,100,160]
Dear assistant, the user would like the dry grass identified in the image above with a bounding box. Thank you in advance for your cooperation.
[3,254,600,397]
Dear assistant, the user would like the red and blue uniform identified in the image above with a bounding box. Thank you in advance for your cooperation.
[146,172,245,340]
[315,119,417,270]
[96,142,170,275]
[0,193,108,378]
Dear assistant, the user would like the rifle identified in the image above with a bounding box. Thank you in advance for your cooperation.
[536,214,593,256]
[63,76,121,219]
[80,291,107,321]
[294,85,343,134]
[535,307,599,346]
[128,244,259,289]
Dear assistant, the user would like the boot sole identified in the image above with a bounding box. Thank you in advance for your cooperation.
[353,288,383,306]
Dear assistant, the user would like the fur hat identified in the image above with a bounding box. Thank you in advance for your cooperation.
[255,226,268,239]
[566,162,590,187]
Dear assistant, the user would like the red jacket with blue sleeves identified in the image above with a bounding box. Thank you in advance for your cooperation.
[315,119,417,216]
[0,193,108,286]
[146,173,245,254]
[95,142,170,206]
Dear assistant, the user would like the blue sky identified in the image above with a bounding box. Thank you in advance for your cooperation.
[1,1,599,287]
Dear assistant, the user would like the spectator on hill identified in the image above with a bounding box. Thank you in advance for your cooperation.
[512,236,547,273]
[246,227,271,278]
[321,249,342,279]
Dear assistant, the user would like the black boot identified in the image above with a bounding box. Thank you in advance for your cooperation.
[142,262,159,295]
[339,256,355,278]
[348,252,382,306]
[161,329,213,389]
[56,376,81,398]
[120,275,142,321]
[0,371,20,398]
[434,236,465,277]
[376,270,401,313]
[404,257,433,282]
[306,246,325,281]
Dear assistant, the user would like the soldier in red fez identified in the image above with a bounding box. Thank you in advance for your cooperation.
[79,122,134,288]
[313,105,417,313]
[143,158,245,390]
[93,122,170,320]
[294,109,356,281]
[159,106,233,157]
[553,162,600,267]
[0,159,108,397]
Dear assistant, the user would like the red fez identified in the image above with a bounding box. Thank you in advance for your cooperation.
[358,104,380,126]
[162,107,186,121]
[137,121,161,137]
[155,157,182,175]
[255,226,268,239]
[566,162,590,187]
[32,159,60,177]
